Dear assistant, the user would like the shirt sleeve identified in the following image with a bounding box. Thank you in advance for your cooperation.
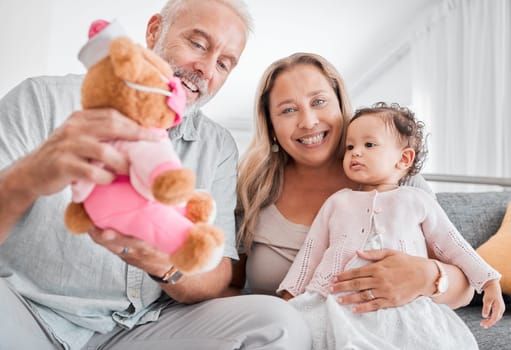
[0,78,49,169]
[404,174,436,198]
[209,133,238,260]
[172,117,239,261]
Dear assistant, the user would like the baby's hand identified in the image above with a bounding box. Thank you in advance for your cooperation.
[480,280,505,328]
[280,290,294,301]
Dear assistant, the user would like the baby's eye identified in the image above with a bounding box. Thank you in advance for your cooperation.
[346,145,354,150]
[365,142,376,148]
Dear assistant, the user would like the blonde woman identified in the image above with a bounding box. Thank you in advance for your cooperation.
[231,52,475,315]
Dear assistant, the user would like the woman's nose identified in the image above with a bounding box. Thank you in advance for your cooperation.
[298,110,319,129]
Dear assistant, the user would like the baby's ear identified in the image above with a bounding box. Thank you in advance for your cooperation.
[109,37,144,81]
[397,148,415,170]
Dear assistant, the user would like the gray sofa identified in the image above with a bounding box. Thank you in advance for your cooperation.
[437,191,511,350]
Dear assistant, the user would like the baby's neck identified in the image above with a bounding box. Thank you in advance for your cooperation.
[358,183,399,192]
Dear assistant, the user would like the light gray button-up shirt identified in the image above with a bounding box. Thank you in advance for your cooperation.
[0,75,238,349]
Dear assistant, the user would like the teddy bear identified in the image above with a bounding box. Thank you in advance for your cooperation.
[64,19,224,276]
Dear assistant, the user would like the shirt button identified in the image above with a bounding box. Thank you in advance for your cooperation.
[374,207,382,214]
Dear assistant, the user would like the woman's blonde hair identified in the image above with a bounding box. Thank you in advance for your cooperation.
[236,52,352,252]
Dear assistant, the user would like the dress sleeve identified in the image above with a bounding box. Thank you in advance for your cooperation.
[420,193,501,293]
[277,199,333,296]
[403,174,435,198]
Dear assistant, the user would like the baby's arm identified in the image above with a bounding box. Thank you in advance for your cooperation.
[277,199,334,297]
[480,280,506,328]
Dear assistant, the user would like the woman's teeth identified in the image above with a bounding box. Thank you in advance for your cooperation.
[299,132,325,145]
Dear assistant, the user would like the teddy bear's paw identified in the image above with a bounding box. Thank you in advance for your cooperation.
[152,169,195,205]
[64,202,93,233]
[170,224,224,274]
[185,191,216,223]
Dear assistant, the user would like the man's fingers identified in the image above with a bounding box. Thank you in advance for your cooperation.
[72,108,160,142]
[71,138,129,175]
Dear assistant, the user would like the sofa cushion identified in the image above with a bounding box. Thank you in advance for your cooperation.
[476,201,511,295]
[455,305,511,349]
[436,191,511,350]
[436,191,511,248]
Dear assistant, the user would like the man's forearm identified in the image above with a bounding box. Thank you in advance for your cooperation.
[160,257,232,304]
[0,163,37,244]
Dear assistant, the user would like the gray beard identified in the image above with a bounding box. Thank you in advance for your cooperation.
[152,38,213,117]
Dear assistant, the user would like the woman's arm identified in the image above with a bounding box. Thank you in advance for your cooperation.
[330,249,473,313]
[221,253,247,297]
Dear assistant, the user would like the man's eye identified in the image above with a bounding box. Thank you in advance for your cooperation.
[217,60,230,72]
[365,142,376,148]
[191,40,206,50]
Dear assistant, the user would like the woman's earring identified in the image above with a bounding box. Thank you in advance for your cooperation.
[271,137,279,153]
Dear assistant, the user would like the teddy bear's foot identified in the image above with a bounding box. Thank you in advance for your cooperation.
[64,202,93,233]
[170,223,224,275]
[152,169,195,205]
[185,192,215,223]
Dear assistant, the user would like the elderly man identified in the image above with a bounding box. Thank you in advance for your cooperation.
[0,1,311,349]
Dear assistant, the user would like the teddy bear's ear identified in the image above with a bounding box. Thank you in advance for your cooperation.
[109,37,144,81]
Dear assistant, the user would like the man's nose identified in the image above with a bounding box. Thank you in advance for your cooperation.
[194,56,215,81]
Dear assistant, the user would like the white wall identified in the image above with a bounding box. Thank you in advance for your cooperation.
[0,0,167,97]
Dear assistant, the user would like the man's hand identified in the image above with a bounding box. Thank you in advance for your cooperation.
[88,227,174,276]
[18,108,158,197]
[88,227,232,304]
[0,108,158,243]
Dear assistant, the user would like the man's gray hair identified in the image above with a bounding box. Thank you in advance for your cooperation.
[159,0,253,39]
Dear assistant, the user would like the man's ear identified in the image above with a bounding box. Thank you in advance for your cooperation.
[397,148,415,170]
[146,14,163,50]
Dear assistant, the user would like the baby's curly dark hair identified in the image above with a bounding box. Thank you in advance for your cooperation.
[350,102,428,184]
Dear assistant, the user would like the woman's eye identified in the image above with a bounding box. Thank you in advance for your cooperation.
[346,145,354,150]
[312,98,326,106]
[365,142,376,148]
[282,107,296,114]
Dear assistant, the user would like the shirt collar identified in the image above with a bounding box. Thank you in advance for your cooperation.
[168,110,201,141]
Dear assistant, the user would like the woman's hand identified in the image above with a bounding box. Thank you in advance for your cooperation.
[330,249,435,313]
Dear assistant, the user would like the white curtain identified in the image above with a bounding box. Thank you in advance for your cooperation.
[411,0,511,178]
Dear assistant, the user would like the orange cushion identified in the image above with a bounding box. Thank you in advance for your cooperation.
[477,201,511,295]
